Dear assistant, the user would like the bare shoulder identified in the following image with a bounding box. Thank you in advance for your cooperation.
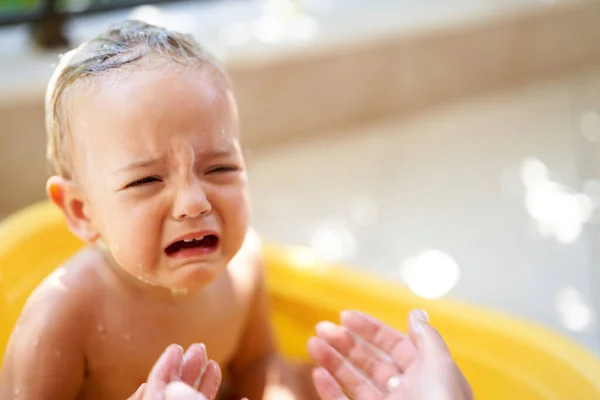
[0,247,105,398]
[18,246,104,332]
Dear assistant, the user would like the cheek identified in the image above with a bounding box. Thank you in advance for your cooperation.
[218,185,249,224]
[100,196,167,265]
[218,188,250,257]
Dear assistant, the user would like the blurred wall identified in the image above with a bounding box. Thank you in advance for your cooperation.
[249,67,600,354]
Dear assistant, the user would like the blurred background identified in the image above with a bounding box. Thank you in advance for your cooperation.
[1,0,599,356]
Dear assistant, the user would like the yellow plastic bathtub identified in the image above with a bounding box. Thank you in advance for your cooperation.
[1,201,600,399]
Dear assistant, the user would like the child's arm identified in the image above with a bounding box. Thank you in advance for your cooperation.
[227,260,310,400]
[0,287,86,399]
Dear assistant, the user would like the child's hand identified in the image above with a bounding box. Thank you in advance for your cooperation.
[129,343,222,400]
[307,309,473,400]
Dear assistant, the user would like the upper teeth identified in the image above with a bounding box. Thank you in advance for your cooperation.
[183,236,205,243]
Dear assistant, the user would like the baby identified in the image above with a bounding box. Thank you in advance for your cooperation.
[0,20,315,400]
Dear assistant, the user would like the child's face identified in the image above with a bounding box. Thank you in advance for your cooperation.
[62,62,249,291]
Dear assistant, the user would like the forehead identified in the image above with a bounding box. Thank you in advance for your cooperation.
[68,62,238,170]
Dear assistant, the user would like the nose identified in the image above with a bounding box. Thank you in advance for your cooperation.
[172,184,212,221]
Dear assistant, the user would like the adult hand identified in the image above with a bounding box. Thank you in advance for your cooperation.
[308,309,473,400]
[129,343,222,400]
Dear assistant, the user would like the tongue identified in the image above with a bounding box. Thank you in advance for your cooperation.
[179,240,205,250]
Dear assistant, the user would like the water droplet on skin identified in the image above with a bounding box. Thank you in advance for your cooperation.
[124,334,132,342]
[134,274,159,287]
[171,288,188,296]
[14,388,20,396]
[97,325,108,341]
[55,350,62,358]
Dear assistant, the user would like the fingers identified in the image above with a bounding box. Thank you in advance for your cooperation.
[181,344,208,389]
[407,309,450,361]
[312,367,348,400]
[341,311,418,371]
[146,344,185,395]
[141,344,221,400]
[307,337,383,399]
[196,361,222,400]
[408,310,474,399]
[315,321,399,389]
[165,382,208,400]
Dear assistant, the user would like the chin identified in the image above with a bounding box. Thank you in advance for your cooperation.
[171,261,224,289]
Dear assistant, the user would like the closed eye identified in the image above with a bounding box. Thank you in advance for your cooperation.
[207,165,238,174]
[125,176,161,189]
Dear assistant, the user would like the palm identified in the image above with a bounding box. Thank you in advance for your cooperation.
[308,310,472,400]
[308,311,418,400]
[128,344,222,400]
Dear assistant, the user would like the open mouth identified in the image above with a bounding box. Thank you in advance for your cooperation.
[165,235,219,256]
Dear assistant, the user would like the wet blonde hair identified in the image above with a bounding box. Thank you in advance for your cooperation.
[45,20,226,178]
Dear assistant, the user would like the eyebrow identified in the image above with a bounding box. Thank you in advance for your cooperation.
[115,149,234,173]
[203,149,233,158]
[117,157,163,173]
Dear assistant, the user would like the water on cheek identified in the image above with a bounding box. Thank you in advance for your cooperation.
[101,239,160,288]
[102,238,123,265]
[133,262,187,295]
[111,244,123,263]
[131,263,159,285]
[132,268,160,287]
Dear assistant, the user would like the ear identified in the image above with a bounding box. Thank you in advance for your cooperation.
[47,176,99,243]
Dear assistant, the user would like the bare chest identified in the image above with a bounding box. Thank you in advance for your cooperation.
[79,293,247,399]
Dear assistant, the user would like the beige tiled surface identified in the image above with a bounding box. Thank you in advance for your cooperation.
[248,67,600,354]
[232,0,600,148]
